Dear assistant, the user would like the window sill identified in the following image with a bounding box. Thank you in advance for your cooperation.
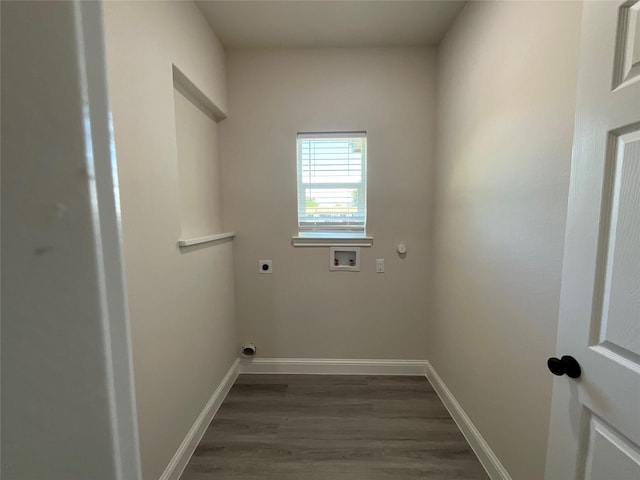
[291,234,373,247]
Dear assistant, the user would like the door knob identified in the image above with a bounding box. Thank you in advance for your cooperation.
[547,355,581,379]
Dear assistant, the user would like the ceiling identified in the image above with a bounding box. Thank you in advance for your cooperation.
[196,1,467,49]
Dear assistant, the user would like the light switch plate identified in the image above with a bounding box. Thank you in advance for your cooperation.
[376,259,384,273]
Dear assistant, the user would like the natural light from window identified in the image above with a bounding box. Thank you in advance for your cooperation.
[296,131,367,237]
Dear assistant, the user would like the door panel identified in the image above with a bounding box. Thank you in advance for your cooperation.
[584,416,640,480]
[614,1,640,88]
[595,126,640,359]
[546,1,640,478]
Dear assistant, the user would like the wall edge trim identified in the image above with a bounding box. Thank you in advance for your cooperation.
[239,358,428,375]
[425,361,512,480]
[159,357,240,480]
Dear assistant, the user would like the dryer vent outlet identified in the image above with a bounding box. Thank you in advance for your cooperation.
[242,344,256,357]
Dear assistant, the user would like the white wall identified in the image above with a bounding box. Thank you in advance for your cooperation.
[1,1,141,478]
[102,2,236,479]
[221,47,436,360]
[430,2,583,479]
[173,86,223,238]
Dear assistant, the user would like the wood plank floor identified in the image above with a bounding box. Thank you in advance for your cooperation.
[180,375,489,480]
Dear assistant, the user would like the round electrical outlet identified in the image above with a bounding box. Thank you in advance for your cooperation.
[258,260,273,273]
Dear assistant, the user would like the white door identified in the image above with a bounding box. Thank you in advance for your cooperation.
[545,1,640,479]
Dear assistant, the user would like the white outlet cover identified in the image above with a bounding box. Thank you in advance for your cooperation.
[259,260,272,273]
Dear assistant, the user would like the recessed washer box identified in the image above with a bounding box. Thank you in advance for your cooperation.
[329,247,360,272]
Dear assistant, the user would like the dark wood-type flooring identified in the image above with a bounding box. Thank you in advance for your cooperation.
[180,375,489,479]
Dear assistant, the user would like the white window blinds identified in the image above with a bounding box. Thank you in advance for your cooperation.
[297,132,367,234]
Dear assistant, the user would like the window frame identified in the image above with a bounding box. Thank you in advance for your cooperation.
[294,131,369,245]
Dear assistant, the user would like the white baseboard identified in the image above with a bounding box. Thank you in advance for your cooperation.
[159,358,240,480]
[425,361,511,480]
[239,357,428,375]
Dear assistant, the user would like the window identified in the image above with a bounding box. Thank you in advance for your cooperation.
[296,131,367,238]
